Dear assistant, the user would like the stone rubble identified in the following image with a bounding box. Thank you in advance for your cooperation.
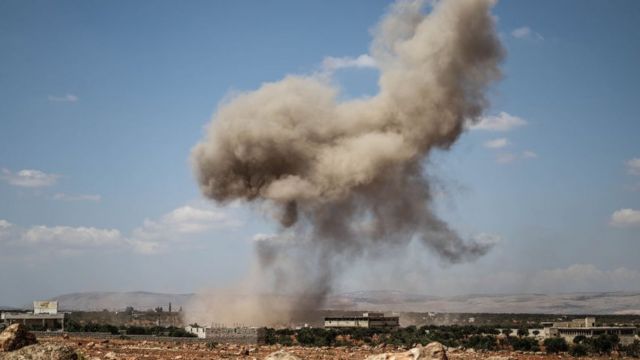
[0,323,38,352]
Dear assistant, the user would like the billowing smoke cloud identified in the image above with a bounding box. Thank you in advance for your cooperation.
[189,0,504,325]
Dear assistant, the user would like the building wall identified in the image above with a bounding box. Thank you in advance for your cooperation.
[33,301,58,315]
[324,319,370,328]
[556,329,637,346]
[368,317,400,328]
[205,327,265,344]
[184,326,207,339]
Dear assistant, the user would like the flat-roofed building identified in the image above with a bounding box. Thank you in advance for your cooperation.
[184,325,265,344]
[544,317,638,345]
[324,312,399,329]
[0,301,66,331]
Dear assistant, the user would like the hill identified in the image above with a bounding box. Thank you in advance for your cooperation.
[44,290,640,314]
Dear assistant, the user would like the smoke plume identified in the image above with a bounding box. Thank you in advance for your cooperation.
[190,0,504,325]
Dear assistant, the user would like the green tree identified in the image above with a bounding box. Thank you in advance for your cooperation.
[569,344,588,357]
[572,335,586,344]
[620,340,640,358]
[589,334,619,355]
[544,337,568,354]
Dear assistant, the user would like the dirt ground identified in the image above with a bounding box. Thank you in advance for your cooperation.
[38,336,622,360]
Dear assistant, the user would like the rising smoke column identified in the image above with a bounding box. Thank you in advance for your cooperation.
[191,0,504,324]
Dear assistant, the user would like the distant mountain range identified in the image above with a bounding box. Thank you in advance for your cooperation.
[326,291,640,315]
[49,291,193,312]
[31,290,640,314]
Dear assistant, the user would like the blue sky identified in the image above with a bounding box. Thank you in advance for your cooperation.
[0,0,639,306]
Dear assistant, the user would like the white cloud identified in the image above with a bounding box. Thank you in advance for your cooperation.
[22,226,123,248]
[610,208,640,227]
[511,26,543,41]
[496,152,517,164]
[470,112,527,132]
[252,233,277,242]
[53,193,102,202]
[130,205,242,254]
[1,168,60,188]
[0,205,242,256]
[627,158,640,176]
[483,138,508,149]
[48,94,78,103]
[0,219,11,229]
[472,232,502,246]
[496,150,538,164]
[322,54,377,72]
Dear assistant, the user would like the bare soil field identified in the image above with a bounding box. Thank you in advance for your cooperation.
[35,336,624,360]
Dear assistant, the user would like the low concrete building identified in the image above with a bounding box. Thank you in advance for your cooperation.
[1,301,66,331]
[544,317,638,345]
[184,325,208,339]
[184,325,265,344]
[324,312,400,329]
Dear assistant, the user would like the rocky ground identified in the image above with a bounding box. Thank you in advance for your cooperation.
[0,325,630,360]
[10,336,624,360]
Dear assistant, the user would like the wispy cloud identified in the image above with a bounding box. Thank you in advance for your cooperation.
[130,205,242,254]
[496,152,517,164]
[511,26,543,41]
[0,204,243,257]
[22,225,123,248]
[470,112,527,132]
[472,232,503,246]
[1,168,60,188]
[48,94,78,103]
[496,150,537,164]
[53,193,102,202]
[610,208,640,227]
[627,158,640,176]
[321,54,377,72]
[483,138,509,149]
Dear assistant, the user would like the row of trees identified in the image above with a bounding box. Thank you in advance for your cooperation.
[263,325,640,357]
[61,320,195,337]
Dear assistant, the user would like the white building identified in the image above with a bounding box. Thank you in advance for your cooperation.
[184,325,208,339]
[324,312,400,329]
[544,317,638,345]
[1,301,65,330]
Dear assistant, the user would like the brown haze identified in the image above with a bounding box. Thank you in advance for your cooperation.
[187,0,504,326]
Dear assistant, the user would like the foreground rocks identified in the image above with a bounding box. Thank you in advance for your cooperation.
[0,324,37,352]
[366,342,448,360]
[0,343,78,360]
[265,349,303,360]
[13,335,606,360]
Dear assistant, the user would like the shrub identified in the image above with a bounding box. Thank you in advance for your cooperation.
[573,335,586,344]
[569,344,588,357]
[510,336,540,351]
[544,337,568,354]
[464,335,497,350]
[620,340,640,358]
[587,334,619,355]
